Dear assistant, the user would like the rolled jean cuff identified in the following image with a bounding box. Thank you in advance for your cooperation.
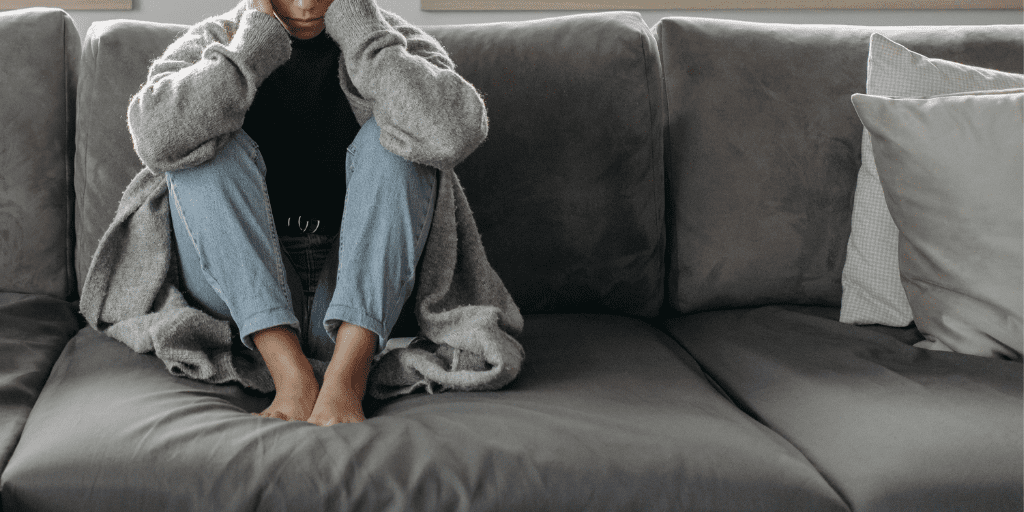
[237,307,302,350]
[323,304,387,353]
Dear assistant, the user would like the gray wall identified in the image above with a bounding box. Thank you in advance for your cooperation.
[57,0,1023,39]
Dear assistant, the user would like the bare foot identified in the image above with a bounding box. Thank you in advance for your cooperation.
[307,322,377,426]
[256,381,319,421]
[306,380,367,426]
[252,325,320,421]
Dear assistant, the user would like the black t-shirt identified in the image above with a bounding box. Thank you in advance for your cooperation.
[242,30,360,230]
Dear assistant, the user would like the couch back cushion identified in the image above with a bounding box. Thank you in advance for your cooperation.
[74,12,666,317]
[0,8,80,299]
[655,18,1024,315]
[427,14,665,316]
[73,19,184,303]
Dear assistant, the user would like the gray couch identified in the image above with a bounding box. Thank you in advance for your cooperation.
[1,6,1021,511]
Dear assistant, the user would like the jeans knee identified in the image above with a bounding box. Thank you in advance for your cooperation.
[351,117,383,150]
[168,130,267,189]
[347,119,435,192]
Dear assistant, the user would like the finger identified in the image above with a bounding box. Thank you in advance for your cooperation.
[271,12,290,33]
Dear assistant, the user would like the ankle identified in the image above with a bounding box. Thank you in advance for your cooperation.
[252,325,300,350]
[323,322,377,391]
[253,325,317,386]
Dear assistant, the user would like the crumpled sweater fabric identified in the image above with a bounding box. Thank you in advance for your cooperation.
[79,0,525,400]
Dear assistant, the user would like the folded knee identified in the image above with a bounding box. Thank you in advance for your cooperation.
[167,130,267,188]
[347,120,435,190]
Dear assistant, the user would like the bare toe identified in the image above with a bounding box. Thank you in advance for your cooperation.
[307,389,366,426]
[306,414,335,427]
[256,394,317,422]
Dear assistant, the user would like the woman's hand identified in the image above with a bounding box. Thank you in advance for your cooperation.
[249,0,295,36]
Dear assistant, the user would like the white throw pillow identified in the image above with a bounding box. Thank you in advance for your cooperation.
[851,89,1023,359]
[840,33,1024,326]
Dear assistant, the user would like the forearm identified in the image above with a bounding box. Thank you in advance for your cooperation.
[128,5,291,173]
[325,0,488,169]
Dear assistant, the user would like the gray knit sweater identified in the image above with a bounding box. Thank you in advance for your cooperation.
[79,0,524,400]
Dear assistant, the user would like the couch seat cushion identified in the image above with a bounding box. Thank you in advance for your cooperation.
[662,306,1023,512]
[3,315,846,511]
[0,293,79,488]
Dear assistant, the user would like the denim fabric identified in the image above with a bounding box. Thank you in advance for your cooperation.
[166,118,437,354]
[279,232,333,356]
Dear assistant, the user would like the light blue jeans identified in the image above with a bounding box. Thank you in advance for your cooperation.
[166,118,437,355]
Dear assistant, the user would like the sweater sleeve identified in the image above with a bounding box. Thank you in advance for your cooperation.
[325,0,488,170]
[127,4,292,173]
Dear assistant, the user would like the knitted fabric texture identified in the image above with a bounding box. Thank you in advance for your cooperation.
[79,0,524,400]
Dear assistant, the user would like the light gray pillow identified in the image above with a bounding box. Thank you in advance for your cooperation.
[851,89,1023,360]
[840,33,1024,327]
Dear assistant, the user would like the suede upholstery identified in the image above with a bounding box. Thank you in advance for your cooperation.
[1,7,1022,512]
[662,306,1023,512]
[0,293,79,491]
[655,18,1024,315]
[5,316,845,511]
[73,20,184,299]
[428,14,666,317]
[73,12,667,318]
[0,8,79,299]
